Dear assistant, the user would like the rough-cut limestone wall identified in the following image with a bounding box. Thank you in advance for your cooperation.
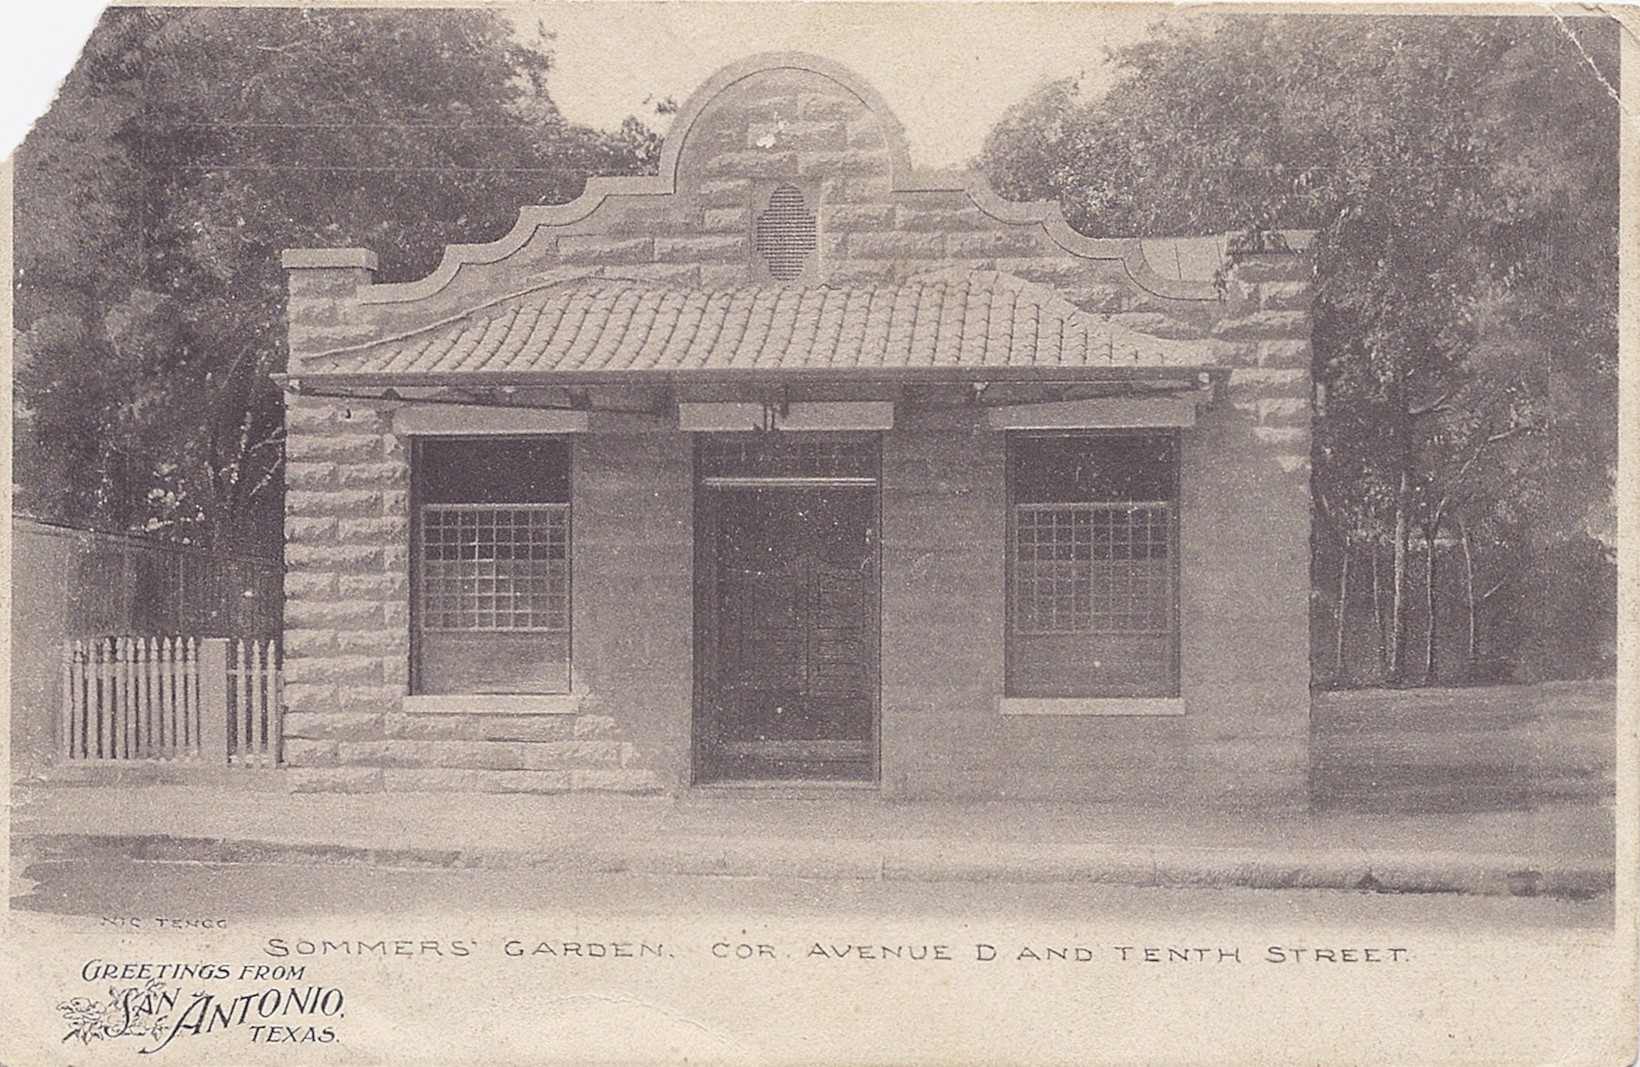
[567,434,694,791]
[279,395,665,794]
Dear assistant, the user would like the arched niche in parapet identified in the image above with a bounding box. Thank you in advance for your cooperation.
[663,52,914,197]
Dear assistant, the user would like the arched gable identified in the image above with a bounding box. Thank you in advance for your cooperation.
[314,52,1230,341]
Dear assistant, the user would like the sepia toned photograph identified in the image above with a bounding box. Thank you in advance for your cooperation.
[2,3,1634,1063]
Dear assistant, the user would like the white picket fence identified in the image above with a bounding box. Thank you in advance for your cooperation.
[228,637,282,768]
[60,637,282,768]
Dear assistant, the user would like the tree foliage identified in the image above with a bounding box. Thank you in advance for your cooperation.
[979,15,1619,682]
[15,8,656,553]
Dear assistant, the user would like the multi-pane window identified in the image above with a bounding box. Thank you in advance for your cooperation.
[1007,433,1179,699]
[419,507,569,630]
[413,438,571,695]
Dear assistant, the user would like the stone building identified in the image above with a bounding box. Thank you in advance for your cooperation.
[278,53,1314,805]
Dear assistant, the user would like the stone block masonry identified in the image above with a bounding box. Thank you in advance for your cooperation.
[281,395,404,719]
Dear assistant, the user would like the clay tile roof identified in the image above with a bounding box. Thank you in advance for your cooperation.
[302,270,1202,378]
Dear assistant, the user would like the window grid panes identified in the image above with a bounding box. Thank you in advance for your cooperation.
[419,504,569,632]
[1012,503,1173,635]
[1006,431,1180,699]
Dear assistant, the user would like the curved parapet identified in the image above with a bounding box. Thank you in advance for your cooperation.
[283,51,1313,376]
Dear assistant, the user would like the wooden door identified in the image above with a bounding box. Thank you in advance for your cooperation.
[697,485,877,782]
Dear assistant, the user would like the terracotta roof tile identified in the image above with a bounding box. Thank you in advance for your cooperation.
[305,270,1204,378]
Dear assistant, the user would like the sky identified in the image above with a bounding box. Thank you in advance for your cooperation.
[509,3,1166,168]
[0,2,1178,167]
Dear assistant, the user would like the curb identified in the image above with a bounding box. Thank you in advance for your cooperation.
[13,832,1615,900]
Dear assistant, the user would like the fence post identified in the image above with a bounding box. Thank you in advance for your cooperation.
[199,638,230,766]
[59,641,73,761]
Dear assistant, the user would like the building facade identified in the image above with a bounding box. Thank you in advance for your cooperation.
[279,54,1314,805]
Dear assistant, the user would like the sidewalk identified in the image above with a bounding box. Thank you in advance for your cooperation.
[9,784,1617,899]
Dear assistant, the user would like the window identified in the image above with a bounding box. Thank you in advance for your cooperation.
[1006,433,1179,699]
[413,437,571,695]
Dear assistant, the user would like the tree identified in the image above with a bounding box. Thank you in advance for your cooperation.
[979,14,1619,685]
[14,8,657,555]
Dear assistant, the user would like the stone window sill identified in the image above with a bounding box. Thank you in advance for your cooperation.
[401,694,583,716]
[997,697,1185,717]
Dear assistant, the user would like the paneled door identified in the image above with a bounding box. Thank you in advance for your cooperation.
[694,437,879,783]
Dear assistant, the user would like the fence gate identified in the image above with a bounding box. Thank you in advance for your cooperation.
[60,637,282,768]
